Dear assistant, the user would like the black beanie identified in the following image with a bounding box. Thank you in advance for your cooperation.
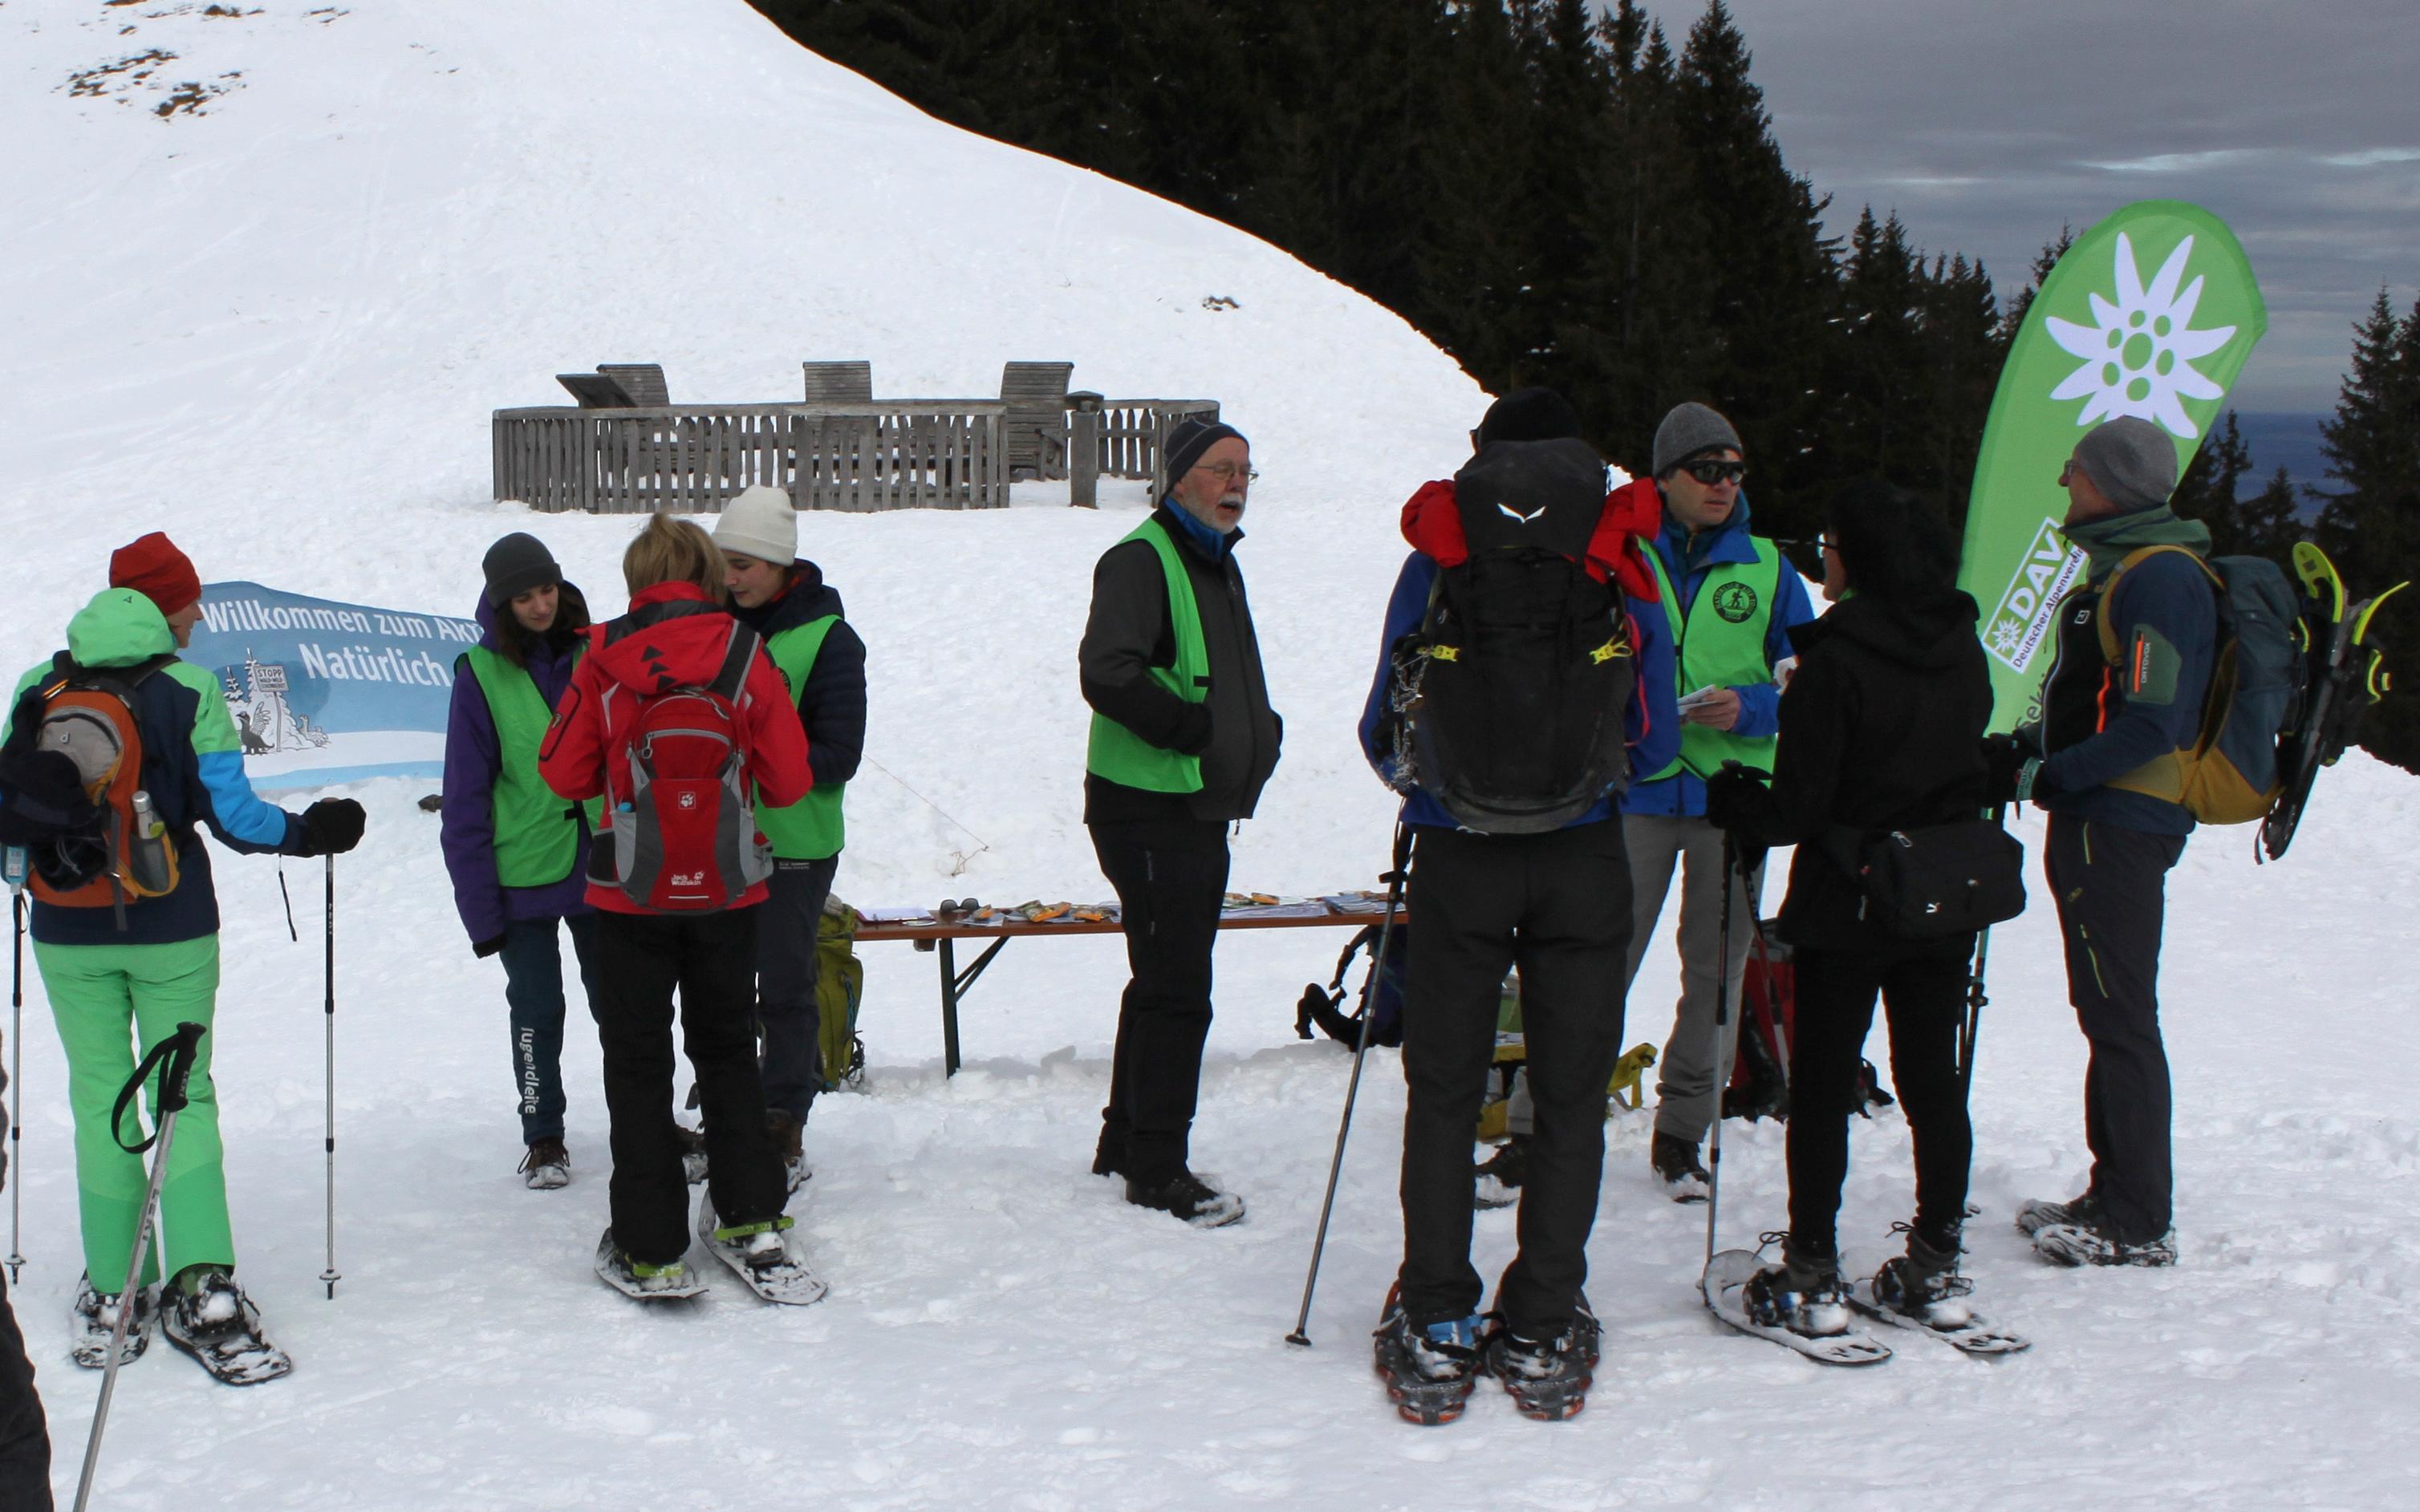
[1476,387,1584,447]
[1162,417,1245,484]
[482,532,561,607]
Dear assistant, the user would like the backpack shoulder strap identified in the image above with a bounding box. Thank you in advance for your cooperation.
[2094,545,2219,664]
[709,622,761,702]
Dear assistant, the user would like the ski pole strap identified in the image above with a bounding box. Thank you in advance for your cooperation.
[110,1022,208,1154]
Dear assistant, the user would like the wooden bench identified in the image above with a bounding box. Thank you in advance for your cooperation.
[857,901,1395,1076]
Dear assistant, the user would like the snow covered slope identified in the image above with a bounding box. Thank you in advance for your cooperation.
[6,3,2418,1509]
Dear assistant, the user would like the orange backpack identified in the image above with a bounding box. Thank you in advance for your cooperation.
[13,657,181,922]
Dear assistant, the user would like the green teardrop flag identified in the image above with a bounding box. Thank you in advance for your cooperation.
[1960,200,2267,731]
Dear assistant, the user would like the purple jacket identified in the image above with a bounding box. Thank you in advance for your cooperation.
[440,592,593,946]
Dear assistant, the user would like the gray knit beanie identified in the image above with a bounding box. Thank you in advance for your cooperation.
[1652,402,1744,477]
[482,532,560,606]
[2070,417,2178,513]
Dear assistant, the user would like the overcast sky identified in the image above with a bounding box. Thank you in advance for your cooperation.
[1713,0,2418,413]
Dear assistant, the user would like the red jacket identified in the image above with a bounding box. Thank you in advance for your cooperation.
[538,582,810,914]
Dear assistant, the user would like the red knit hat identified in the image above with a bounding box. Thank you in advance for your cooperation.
[108,532,203,618]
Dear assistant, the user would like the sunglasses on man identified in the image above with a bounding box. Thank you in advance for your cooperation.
[1678,458,1748,485]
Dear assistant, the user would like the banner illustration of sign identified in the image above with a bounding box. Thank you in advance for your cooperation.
[184,582,480,790]
[1959,200,2266,731]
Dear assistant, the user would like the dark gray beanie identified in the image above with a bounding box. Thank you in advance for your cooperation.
[482,532,560,606]
[1476,387,1585,447]
[1651,402,1744,477]
[2070,417,2177,513]
[1162,417,1245,484]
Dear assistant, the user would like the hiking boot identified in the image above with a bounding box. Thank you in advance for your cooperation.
[518,1137,571,1190]
[2014,1189,2102,1237]
[1870,1223,1975,1328]
[70,1275,156,1368]
[766,1110,810,1194]
[1372,1286,1480,1426]
[1740,1236,1850,1337]
[1473,1137,1527,1210]
[160,1266,292,1384]
[1124,1168,1245,1229]
[672,1122,708,1186]
[2032,1214,2178,1268]
[1650,1132,1711,1203]
[1480,1312,1594,1421]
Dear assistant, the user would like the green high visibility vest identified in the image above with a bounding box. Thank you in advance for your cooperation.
[757,613,847,861]
[1642,536,1785,780]
[1085,517,1209,793]
[461,645,600,888]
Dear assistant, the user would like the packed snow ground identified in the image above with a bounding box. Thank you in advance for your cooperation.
[5,2,2418,1508]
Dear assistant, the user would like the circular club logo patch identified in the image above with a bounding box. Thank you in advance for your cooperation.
[1711,582,1760,623]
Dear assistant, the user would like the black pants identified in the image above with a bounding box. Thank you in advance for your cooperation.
[0,1271,49,1511]
[2046,813,2187,1242]
[1089,817,1231,1182]
[1786,940,1974,1256]
[756,855,838,1125]
[1398,819,1630,1336]
[592,907,786,1266]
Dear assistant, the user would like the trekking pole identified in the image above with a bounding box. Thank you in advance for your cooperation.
[1285,821,1413,1348]
[1959,927,1992,1096]
[1703,833,1741,1272]
[321,854,339,1300]
[8,886,24,1283]
[74,1021,207,1512]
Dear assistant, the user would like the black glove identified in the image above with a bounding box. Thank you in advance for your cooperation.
[473,934,506,960]
[297,798,367,856]
[1702,764,1768,833]
[1979,732,2043,805]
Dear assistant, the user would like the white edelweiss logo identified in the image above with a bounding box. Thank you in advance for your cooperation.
[2044,232,2236,439]
[1496,502,1545,525]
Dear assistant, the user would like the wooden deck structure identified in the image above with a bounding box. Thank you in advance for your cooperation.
[495,365,1218,513]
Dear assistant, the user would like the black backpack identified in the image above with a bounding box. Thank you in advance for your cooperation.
[1294,919,1410,1049]
[1387,440,1638,834]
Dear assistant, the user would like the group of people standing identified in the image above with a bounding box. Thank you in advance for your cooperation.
[1077,401,2212,1424]
[0,391,2219,1474]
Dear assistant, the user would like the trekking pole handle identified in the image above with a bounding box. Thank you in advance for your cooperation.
[109,1022,208,1153]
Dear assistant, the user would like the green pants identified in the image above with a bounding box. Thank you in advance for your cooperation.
[34,934,232,1288]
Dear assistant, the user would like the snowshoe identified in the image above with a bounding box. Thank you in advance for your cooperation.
[696,1198,827,1306]
[2015,1190,2101,1238]
[1702,1242,1890,1366]
[2032,1218,2177,1269]
[594,1229,707,1301]
[1851,1225,2031,1356]
[1480,1311,1594,1421]
[519,1137,571,1190]
[674,1122,709,1186]
[160,1270,293,1385]
[1371,1287,1480,1426]
[69,1275,156,1369]
[1123,1169,1245,1229]
[1650,1132,1710,1204]
[1473,1138,1526,1211]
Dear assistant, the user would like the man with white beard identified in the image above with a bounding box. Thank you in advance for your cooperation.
[1078,418,1282,1228]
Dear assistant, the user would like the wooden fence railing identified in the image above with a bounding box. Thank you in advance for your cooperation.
[493,402,1010,513]
[1068,396,1221,506]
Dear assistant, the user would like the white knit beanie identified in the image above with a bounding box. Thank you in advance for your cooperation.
[713,484,797,565]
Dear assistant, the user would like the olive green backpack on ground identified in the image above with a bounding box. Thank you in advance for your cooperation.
[817,897,867,1090]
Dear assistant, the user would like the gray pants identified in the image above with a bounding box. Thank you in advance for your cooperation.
[1500,813,1757,1146]
[1626,812,1759,1146]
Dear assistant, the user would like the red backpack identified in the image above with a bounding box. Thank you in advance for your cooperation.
[600,624,772,913]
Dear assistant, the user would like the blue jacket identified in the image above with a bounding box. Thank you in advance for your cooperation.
[439,592,595,946]
[6,589,306,947]
[1358,551,1679,829]
[1620,497,1817,818]
[2036,521,2218,837]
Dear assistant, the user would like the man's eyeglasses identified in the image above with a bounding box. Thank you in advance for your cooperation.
[1679,459,1748,486]
[1199,462,1259,484]
[1817,537,1843,554]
